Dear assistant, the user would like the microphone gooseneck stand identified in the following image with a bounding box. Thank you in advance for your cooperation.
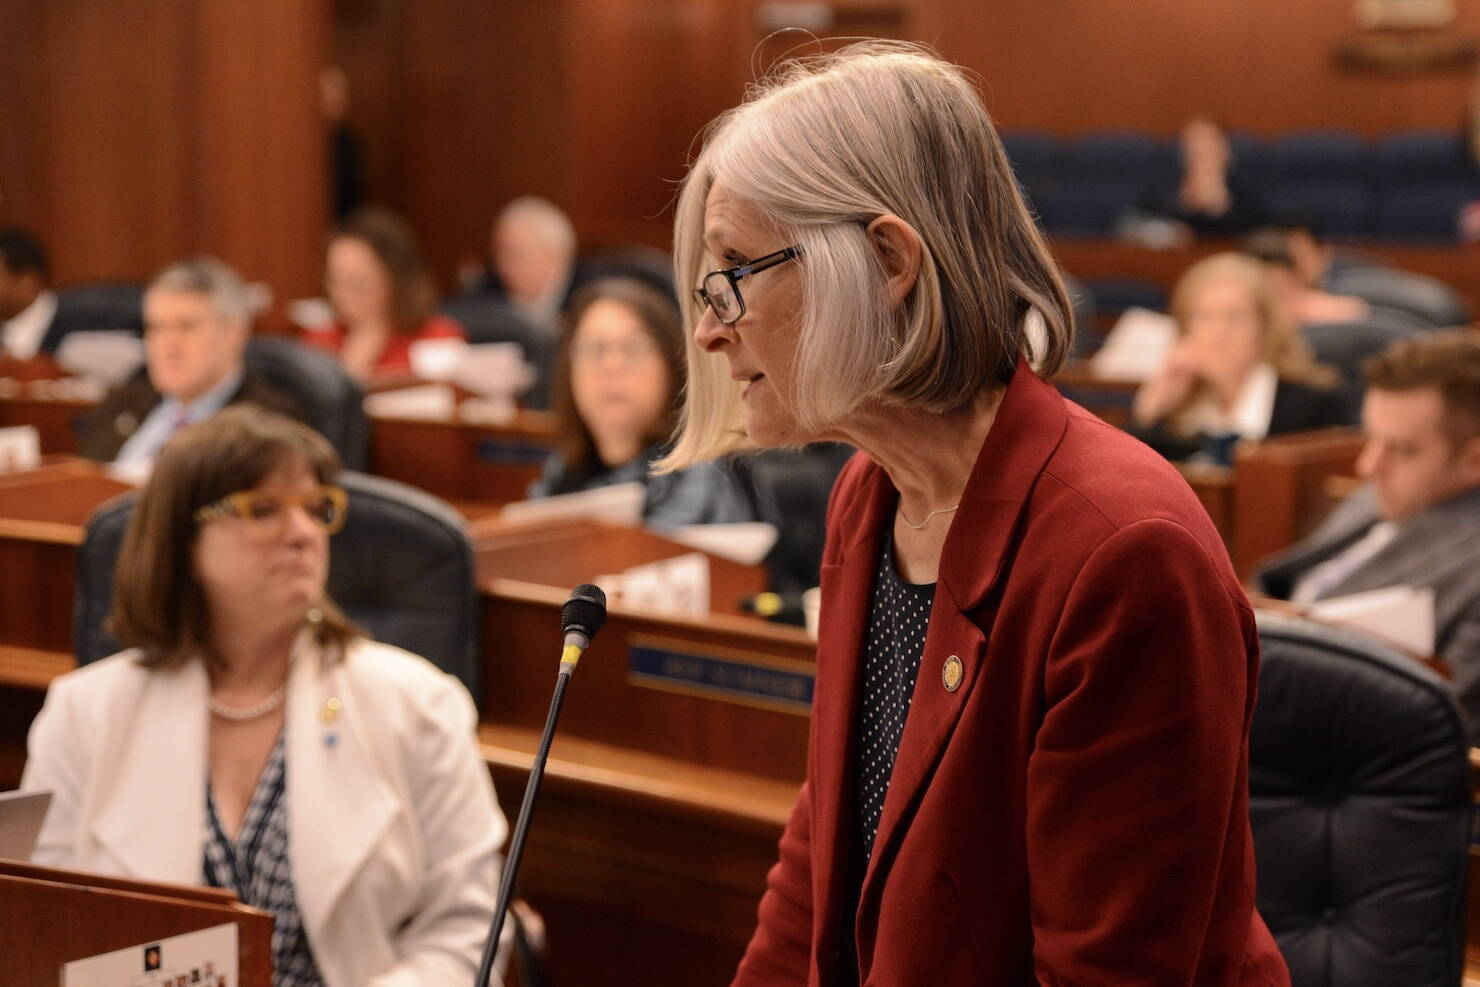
[475,583,607,987]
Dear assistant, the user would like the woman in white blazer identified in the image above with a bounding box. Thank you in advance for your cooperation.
[22,406,507,987]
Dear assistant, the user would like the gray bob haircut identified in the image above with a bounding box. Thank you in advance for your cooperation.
[147,255,254,328]
[661,41,1072,468]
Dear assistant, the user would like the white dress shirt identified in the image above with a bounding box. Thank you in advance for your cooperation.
[1,289,58,359]
[114,368,244,466]
[1180,364,1279,440]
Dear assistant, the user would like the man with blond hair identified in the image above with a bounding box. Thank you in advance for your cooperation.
[1256,330,1480,737]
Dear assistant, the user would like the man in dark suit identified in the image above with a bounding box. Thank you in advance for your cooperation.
[79,257,303,463]
[1255,330,1480,739]
[0,227,144,358]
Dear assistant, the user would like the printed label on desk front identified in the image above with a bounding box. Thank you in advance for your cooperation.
[628,639,814,714]
[63,921,236,986]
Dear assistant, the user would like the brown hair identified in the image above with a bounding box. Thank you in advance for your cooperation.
[1364,329,1480,449]
[552,277,685,475]
[330,205,438,332]
[110,406,357,669]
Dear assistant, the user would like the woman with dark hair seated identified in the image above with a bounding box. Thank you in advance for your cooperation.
[531,276,751,527]
[23,406,505,986]
[306,205,465,382]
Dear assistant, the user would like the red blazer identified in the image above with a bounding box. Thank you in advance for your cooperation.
[300,313,465,375]
[733,363,1289,986]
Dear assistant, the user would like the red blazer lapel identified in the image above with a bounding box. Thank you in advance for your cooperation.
[856,363,1070,951]
[808,454,892,979]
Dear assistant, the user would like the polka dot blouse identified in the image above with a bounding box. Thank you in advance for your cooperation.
[839,533,935,984]
[853,533,935,861]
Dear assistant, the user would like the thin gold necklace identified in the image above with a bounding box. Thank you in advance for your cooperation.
[897,504,959,530]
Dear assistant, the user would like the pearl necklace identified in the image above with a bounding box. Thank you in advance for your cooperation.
[209,685,288,721]
[897,504,959,530]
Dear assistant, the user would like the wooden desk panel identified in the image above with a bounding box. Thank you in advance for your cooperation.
[369,409,555,504]
[0,860,274,986]
[482,581,812,784]
[471,517,767,617]
[0,461,133,652]
[1231,428,1365,578]
[0,388,90,454]
[483,724,791,987]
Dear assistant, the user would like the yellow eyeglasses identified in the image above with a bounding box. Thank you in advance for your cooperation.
[193,485,348,538]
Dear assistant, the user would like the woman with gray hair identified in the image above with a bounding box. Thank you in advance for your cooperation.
[664,42,1288,985]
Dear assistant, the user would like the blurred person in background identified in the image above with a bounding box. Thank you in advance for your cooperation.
[1255,331,1480,739]
[1132,252,1346,463]
[463,197,579,335]
[1153,116,1265,235]
[304,206,464,382]
[531,276,751,527]
[0,227,145,359]
[80,257,304,465]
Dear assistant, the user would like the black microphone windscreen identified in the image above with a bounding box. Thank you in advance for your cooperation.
[561,583,608,641]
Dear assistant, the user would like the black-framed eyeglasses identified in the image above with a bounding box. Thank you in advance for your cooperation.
[693,245,803,325]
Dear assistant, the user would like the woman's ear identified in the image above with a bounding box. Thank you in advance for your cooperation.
[865,214,923,308]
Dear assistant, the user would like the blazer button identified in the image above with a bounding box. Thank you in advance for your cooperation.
[942,654,963,692]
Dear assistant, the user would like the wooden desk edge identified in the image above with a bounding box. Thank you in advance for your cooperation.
[482,577,816,648]
[0,518,87,545]
[479,723,797,833]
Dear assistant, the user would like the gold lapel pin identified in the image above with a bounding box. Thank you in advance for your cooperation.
[320,697,342,723]
[942,655,964,693]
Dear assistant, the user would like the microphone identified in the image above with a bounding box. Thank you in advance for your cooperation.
[476,584,607,987]
[559,582,608,674]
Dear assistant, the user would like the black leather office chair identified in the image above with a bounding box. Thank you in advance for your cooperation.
[73,471,481,700]
[1250,611,1470,987]
[1301,317,1420,425]
[1326,266,1473,330]
[244,336,369,470]
[735,444,855,602]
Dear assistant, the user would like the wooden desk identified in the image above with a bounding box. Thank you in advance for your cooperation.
[0,859,274,985]
[0,459,133,652]
[367,407,556,504]
[0,468,804,986]
[0,381,93,454]
[467,518,810,983]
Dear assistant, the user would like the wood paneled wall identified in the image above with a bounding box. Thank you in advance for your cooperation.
[0,1,330,299]
[927,0,1480,137]
[336,0,1480,283]
[5,0,1478,290]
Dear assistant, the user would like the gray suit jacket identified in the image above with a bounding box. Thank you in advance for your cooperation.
[1255,484,1480,743]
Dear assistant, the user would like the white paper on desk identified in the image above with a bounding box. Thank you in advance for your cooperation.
[1307,584,1436,657]
[288,297,336,331]
[622,552,710,617]
[62,921,236,986]
[450,342,535,399]
[364,383,457,420]
[56,331,145,386]
[668,522,778,565]
[408,336,468,382]
[1088,307,1177,382]
[500,482,645,526]
[0,425,40,472]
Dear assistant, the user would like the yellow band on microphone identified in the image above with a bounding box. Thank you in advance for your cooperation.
[560,644,583,669]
